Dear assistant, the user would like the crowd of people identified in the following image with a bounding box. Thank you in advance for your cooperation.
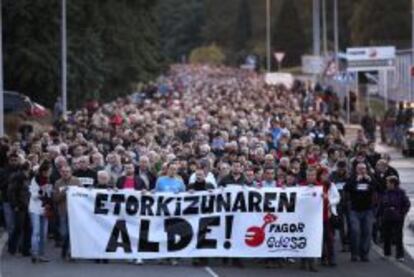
[0,65,411,271]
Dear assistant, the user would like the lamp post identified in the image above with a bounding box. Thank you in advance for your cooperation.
[313,0,321,56]
[411,0,414,101]
[333,0,339,67]
[61,0,67,114]
[0,0,4,136]
[322,0,328,57]
[266,0,271,72]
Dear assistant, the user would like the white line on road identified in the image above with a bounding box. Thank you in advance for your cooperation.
[372,243,414,276]
[204,266,220,277]
[0,232,8,277]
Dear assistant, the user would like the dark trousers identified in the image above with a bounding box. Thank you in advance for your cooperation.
[349,210,374,259]
[337,203,350,247]
[322,221,335,263]
[9,210,31,255]
[383,220,404,258]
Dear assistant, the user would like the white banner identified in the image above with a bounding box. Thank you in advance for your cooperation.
[68,186,323,259]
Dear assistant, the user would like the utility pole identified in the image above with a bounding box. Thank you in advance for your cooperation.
[61,0,67,115]
[333,0,339,66]
[411,0,414,101]
[0,0,4,137]
[266,0,271,72]
[322,0,328,57]
[313,0,321,56]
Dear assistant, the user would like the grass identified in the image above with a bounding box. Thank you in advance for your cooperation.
[367,97,387,118]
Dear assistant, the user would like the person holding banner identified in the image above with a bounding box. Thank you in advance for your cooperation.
[188,168,214,266]
[155,162,185,266]
[53,165,81,260]
[116,162,146,191]
[300,167,320,272]
[218,160,245,268]
[155,162,185,194]
[29,161,53,263]
[218,161,246,188]
[115,164,147,265]
[73,156,97,188]
[318,167,340,267]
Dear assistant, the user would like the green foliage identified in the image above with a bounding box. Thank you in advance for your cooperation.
[272,0,307,68]
[350,0,411,48]
[189,44,225,65]
[3,0,162,109]
[158,0,205,63]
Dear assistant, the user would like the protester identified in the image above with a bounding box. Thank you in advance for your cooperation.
[300,167,320,272]
[330,160,350,252]
[7,161,32,256]
[53,165,81,259]
[0,153,21,254]
[188,168,214,266]
[379,176,410,262]
[73,156,97,187]
[345,162,377,262]
[318,167,340,266]
[116,162,146,190]
[29,161,53,263]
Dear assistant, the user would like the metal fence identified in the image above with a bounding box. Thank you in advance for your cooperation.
[378,49,412,102]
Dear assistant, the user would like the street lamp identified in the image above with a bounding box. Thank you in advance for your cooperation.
[322,0,328,57]
[0,0,4,137]
[333,0,339,67]
[411,0,414,102]
[61,0,67,115]
[266,0,271,72]
[313,0,321,56]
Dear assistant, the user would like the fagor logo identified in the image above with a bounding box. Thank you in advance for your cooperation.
[245,214,277,247]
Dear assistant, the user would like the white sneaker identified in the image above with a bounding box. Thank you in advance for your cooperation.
[170,259,178,266]
[397,258,405,263]
[287,258,296,264]
[134,258,144,265]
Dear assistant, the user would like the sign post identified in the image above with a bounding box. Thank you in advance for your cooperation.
[274,52,285,72]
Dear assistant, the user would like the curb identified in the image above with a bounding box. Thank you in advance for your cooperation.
[0,232,7,277]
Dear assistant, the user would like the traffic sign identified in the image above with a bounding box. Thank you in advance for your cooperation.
[274,52,285,63]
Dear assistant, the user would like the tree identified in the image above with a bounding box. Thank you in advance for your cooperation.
[3,0,162,109]
[350,0,410,48]
[233,0,253,63]
[158,0,205,63]
[272,0,307,68]
[189,44,225,65]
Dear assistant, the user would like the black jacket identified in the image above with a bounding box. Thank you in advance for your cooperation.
[7,171,30,210]
[219,174,246,187]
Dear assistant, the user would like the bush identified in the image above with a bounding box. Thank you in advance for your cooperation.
[189,44,225,65]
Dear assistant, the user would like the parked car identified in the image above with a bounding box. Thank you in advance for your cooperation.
[4,91,49,118]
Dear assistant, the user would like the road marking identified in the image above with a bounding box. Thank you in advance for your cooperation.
[204,266,220,277]
[372,243,414,276]
[0,232,8,277]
